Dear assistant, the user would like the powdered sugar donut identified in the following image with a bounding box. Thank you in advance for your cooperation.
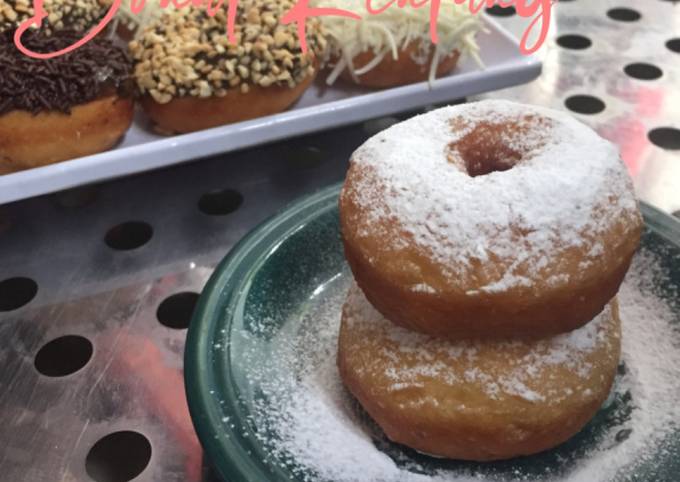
[339,100,642,339]
[337,284,621,461]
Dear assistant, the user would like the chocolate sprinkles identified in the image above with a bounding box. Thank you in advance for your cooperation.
[0,29,132,115]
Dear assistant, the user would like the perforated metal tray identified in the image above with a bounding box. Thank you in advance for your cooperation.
[0,1,679,481]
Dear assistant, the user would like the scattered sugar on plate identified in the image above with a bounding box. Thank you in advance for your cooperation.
[227,247,680,481]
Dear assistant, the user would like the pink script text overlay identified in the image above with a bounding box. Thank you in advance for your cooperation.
[14,0,554,60]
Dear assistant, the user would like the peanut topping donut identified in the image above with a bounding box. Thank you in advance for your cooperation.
[0,0,111,34]
[339,100,642,339]
[338,284,621,461]
[129,1,326,134]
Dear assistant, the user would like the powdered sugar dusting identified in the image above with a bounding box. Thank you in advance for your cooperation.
[230,246,680,481]
[342,100,641,291]
[342,282,614,404]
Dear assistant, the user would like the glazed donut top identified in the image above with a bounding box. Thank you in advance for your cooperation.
[0,0,110,35]
[343,100,641,294]
[343,284,618,406]
[0,30,132,115]
[129,0,326,104]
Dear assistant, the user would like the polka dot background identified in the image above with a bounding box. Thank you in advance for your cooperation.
[0,1,678,481]
[479,0,680,212]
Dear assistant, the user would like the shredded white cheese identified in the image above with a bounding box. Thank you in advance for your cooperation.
[312,0,484,85]
[115,0,164,38]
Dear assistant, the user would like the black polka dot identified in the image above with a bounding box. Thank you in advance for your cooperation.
[607,8,641,21]
[53,186,98,209]
[34,335,92,377]
[105,222,153,251]
[420,97,468,111]
[556,34,592,50]
[485,5,516,16]
[156,292,199,329]
[0,210,11,235]
[565,95,606,115]
[363,117,399,136]
[672,210,680,219]
[86,431,151,482]
[284,146,325,170]
[648,128,680,150]
[0,277,37,311]
[198,189,243,216]
[667,38,680,54]
[624,63,663,80]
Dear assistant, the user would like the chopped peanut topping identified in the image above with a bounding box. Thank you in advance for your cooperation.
[129,1,327,103]
[0,0,110,34]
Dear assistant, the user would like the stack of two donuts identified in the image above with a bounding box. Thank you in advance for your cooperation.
[337,100,643,461]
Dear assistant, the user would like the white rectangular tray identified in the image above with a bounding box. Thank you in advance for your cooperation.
[0,17,541,204]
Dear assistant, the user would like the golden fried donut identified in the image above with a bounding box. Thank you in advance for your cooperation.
[316,0,482,86]
[0,96,133,170]
[138,70,316,135]
[129,1,326,134]
[339,100,642,339]
[339,43,460,88]
[0,30,133,171]
[337,284,621,461]
[0,159,19,174]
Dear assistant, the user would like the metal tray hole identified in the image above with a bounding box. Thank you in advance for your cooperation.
[607,7,642,22]
[0,277,38,312]
[85,431,152,482]
[624,63,663,81]
[105,222,153,251]
[157,292,199,330]
[53,186,99,209]
[34,335,92,377]
[485,5,516,16]
[362,117,399,136]
[648,128,680,150]
[667,38,680,53]
[564,95,606,115]
[556,34,592,50]
[284,146,325,170]
[198,189,244,216]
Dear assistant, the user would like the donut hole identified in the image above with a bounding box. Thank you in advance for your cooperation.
[448,117,552,178]
[451,122,538,177]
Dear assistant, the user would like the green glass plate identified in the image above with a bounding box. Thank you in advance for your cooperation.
[185,183,680,482]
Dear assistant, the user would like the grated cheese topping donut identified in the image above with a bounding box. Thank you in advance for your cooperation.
[340,100,642,339]
[312,0,482,85]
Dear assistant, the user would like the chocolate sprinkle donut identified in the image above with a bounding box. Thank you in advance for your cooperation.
[0,29,132,115]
